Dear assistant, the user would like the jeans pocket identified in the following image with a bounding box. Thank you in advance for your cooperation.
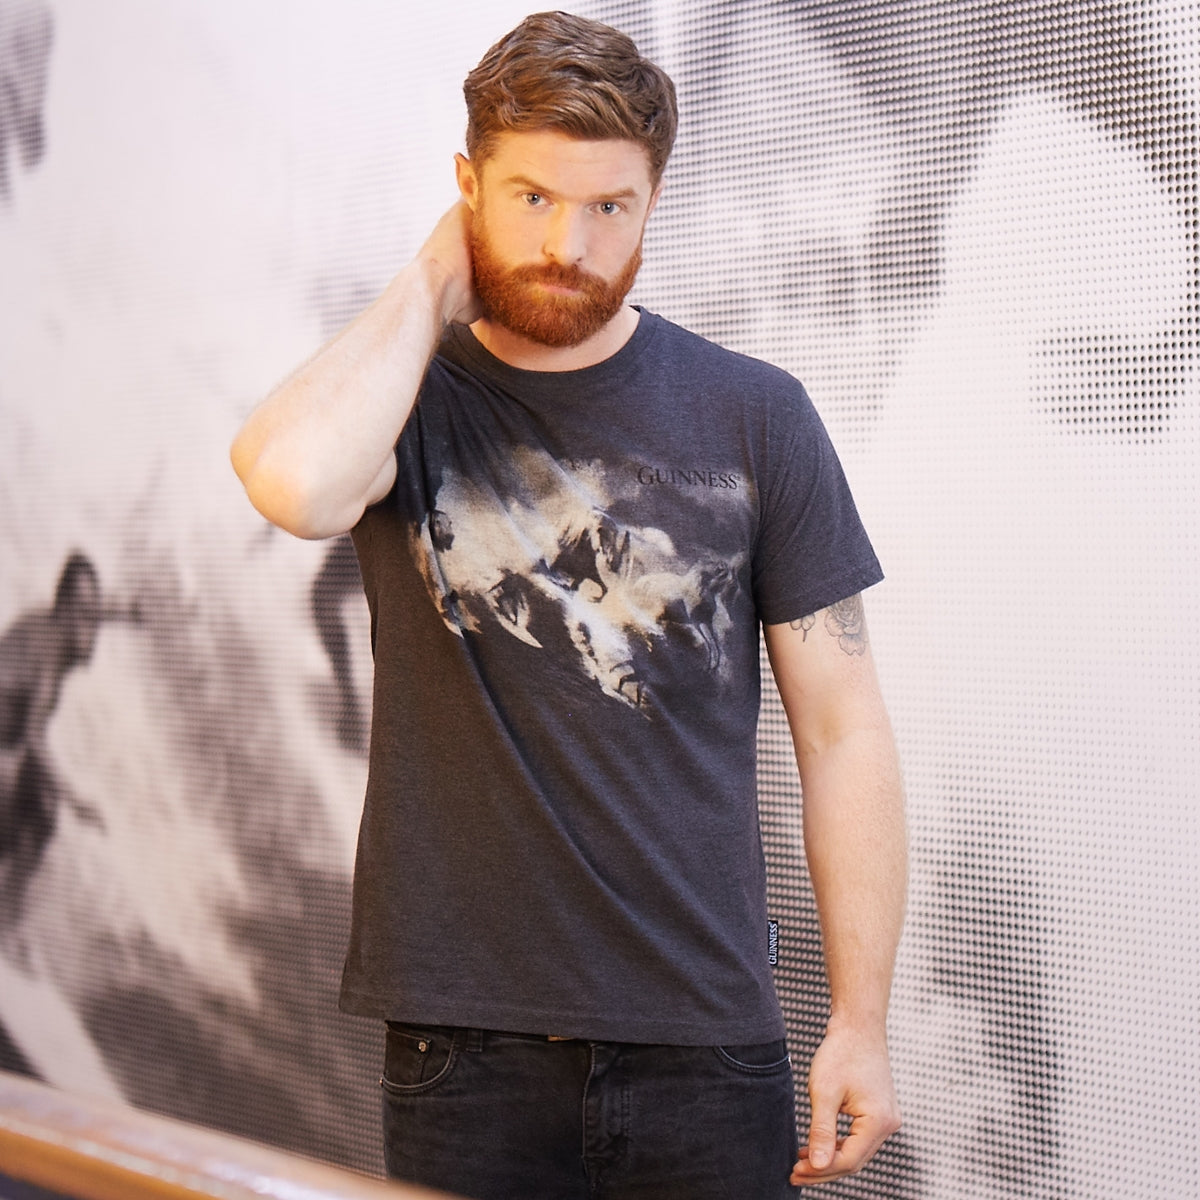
[713,1039,791,1073]
[381,1022,459,1094]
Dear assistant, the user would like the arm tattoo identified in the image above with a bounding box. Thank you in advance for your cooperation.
[789,613,817,640]
[825,595,867,655]
[788,596,867,655]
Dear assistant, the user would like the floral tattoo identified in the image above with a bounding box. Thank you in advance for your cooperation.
[789,594,867,656]
[791,612,817,640]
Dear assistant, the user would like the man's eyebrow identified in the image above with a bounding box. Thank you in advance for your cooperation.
[502,174,641,201]
[502,174,549,192]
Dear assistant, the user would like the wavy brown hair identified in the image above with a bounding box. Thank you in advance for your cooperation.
[463,11,677,184]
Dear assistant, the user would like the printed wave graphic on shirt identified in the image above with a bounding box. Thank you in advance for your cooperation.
[409,446,746,711]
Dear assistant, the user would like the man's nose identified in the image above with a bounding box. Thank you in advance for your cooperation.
[542,208,586,265]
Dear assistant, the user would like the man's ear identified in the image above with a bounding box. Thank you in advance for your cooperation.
[646,181,665,221]
[455,153,479,211]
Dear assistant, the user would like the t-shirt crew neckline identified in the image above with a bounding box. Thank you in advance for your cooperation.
[447,306,657,398]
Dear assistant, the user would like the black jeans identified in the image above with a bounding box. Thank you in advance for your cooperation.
[381,1023,800,1199]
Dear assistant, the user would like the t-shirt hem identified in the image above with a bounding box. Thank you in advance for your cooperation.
[338,988,787,1046]
[758,559,884,628]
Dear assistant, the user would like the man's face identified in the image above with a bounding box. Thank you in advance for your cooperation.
[458,131,661,350]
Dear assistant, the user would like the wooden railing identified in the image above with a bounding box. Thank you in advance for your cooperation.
[0,1071,456,1200]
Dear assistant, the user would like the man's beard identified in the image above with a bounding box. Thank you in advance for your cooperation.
[470,217,643,349]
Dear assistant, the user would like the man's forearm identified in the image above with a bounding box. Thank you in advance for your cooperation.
[230,260,448,539]
[764,612,906,1182]
[231,202,478,540]
[800,721,907,1028]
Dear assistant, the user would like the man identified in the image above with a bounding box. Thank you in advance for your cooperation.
[232,11,906,1198]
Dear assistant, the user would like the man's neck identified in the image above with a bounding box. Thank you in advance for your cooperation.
[468,305,641,373]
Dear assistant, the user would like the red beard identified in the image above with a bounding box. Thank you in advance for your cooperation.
[470,218,643,349]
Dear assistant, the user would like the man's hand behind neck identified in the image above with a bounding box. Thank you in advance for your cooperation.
[418,201,483,329]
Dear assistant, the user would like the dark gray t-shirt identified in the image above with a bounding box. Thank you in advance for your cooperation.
[340,309,882,1044]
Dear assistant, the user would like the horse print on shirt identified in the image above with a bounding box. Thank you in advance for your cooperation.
[408,445,748,713]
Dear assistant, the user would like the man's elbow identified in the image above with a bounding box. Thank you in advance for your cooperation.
[230,442,351,541]
[794,703,895,765]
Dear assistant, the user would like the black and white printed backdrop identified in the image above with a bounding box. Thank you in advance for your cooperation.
[0,2,1195,1195]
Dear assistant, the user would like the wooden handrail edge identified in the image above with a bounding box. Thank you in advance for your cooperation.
[0,1071,455,1200]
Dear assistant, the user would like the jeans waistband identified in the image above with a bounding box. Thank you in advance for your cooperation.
[386,1022,578,1052]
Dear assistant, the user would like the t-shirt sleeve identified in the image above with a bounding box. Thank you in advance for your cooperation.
[751,381,883,625]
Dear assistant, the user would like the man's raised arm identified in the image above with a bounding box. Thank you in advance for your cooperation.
[231,201,480,540]
[762,596,907,1188]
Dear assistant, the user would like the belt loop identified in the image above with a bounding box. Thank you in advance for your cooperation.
[466,1028,484,1053]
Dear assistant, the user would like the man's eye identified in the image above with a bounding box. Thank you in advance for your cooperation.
[524,193,543,206]
[599,201,620,215]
